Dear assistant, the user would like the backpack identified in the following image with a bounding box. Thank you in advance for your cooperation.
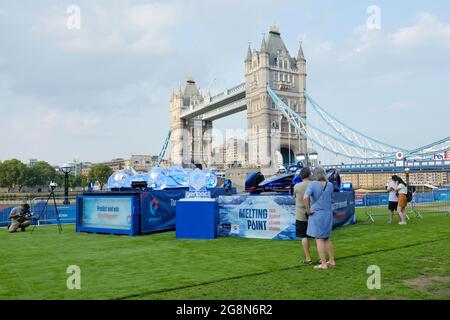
[406,186,415,202]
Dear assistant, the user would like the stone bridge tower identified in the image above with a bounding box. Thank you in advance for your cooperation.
[245,26,307,167]
[169,77,213,167]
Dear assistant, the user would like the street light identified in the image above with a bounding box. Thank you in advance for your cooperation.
[296,152,319,166]
[308,152,318,160]
[404,167,410,186]
[296,153,306,162]
[308,152,319,167]
[61,163,73,205]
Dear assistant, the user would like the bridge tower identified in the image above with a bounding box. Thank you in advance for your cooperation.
[245,26,307,167]
[169,77,213,167]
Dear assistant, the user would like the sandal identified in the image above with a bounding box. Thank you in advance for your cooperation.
[303,260,313,265]
[314,264,328,270]
[326,261,336,268]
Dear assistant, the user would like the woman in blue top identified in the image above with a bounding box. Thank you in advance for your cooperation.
[303,167,336,270]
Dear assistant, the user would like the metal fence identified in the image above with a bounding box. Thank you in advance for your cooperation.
[30,196,77,225]
[0,196,77,227]
[362,189,450,222]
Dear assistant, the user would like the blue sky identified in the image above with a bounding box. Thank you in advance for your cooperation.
[0,0,449,165]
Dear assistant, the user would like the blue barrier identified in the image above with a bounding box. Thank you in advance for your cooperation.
[0,204,77,227]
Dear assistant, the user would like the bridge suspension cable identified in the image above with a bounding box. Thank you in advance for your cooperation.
[267,86,397,161]
[406,137,450,159]
[304,92,408,154]
[304,91,449,160]
[157,131,171,166]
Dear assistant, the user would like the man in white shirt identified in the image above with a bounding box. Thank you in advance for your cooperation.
[386,175,398,224]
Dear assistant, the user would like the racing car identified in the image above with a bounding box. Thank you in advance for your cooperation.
[245,164,342,194]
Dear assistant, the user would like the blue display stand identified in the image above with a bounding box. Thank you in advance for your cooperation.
[76,188,234,236]
[176,199,218,239]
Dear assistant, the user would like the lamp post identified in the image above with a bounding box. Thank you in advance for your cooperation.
[405,167,410,186]
[308,152,319,167]
[61,164,73,205]
[296,153,306,165]
[296,153,318,167]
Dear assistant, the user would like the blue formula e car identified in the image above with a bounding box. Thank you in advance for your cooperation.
[245,164,342,194]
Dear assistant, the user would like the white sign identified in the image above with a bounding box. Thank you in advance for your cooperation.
[396,151,404,160]
[395,160,404,167]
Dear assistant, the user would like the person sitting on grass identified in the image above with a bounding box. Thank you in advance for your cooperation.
[8,204,32,233]
[303,167,336,270]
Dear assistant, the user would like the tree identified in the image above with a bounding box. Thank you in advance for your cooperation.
[0,159,28,192]
[27,161,57,188]
[81,175,89,191]
[69,174,84,190]
[88,164,113,190]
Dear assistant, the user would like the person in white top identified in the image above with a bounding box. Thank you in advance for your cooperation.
[386,175,399,224]
[394,176,408,225]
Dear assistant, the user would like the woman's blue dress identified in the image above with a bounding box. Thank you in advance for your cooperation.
[305,181,333,239]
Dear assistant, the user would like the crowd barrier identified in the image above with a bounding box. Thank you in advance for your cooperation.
[360,188,450,222]
[0,196,77,227]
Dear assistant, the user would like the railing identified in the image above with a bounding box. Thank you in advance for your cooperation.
[30,196,77,225]
[360,189,450,222]
[323,160,450,173]
[180,83,245,118]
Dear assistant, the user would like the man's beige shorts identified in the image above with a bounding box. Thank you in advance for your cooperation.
[8,220,21,232]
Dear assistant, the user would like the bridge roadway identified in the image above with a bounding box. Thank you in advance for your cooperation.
[323,160,450,174]
[179,83,246,121]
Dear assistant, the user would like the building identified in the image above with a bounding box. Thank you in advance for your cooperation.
[67,160,94,176]
[212,145,226,169]
[28,159,38,167]
[126,155,157,172]
[101,158,126,172]
[226,137,248,167]
[81,166,93,177]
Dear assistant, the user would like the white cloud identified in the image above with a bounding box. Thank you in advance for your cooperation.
[36,2,183,54]
[124,3,182,32]
[346,12,450,57]
[297,33,333,55]
[389,12,450,49]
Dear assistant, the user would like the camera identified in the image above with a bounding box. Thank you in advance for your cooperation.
[49,181,58,191]
[17,210,34,223]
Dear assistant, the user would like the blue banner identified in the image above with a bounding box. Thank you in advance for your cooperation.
[217,195,296,240]
[331,191,357,228]
[140,190,181,234]
[0,206,13,227]
[140,187,237,234]
[217,192,356,240]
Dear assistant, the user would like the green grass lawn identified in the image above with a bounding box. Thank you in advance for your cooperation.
[0,209,449,300]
